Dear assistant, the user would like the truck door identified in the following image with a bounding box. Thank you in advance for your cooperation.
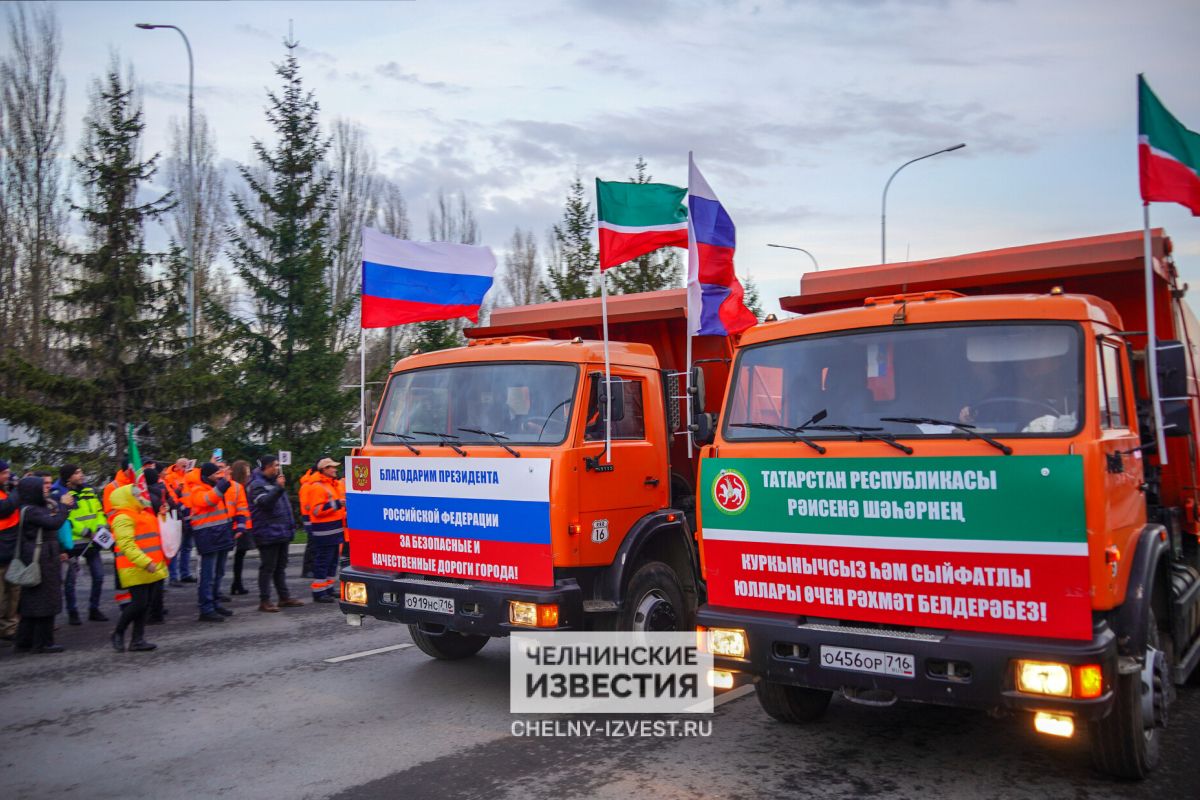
[1097,336,1144,596]
[577,370,669,566]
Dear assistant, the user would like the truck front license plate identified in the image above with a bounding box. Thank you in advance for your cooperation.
[404,593,454,615]
[820,645,915,678]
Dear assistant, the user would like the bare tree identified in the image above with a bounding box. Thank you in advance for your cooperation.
[1,2,66,360]
[326,118,379,348]
[376,176,412,364]
[428,189,478,246]
[378,176,411,240]
[500,227,540,307]
[164,110,229,331]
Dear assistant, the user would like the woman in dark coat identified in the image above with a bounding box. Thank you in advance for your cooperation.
[14,475,71,653]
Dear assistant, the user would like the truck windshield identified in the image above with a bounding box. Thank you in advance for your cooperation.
[372,362,579,446]
[724,323,1083,440]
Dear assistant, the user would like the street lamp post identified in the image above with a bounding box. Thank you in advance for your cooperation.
[881,143,965,264]
[136,23,195,347]
[767,243,819,271]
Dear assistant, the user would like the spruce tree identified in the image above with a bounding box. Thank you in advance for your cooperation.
[608,157,683,295]
[743,274,764,321]
[541,175,597,301]
[2,62,215,466]
[220,41,352,464]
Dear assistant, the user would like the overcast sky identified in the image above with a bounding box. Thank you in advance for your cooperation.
[51,0,1200,313]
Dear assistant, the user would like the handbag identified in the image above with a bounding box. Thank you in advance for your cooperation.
[160,511,183,559]
[5,509,43,588]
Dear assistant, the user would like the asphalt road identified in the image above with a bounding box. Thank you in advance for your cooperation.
[1,559,1196,800]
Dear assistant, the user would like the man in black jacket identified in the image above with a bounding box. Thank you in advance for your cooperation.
[248,456,304,612]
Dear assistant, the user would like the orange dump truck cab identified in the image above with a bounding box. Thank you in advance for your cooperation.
[339,289,735,659]
[696,230,1200,779]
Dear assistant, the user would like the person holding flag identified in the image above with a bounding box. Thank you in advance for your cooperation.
[107,482,166,652]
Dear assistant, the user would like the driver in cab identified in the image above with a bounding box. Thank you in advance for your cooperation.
[959,355,1076,433]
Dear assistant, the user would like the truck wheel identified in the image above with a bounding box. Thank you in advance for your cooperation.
[620,561,692,632]
[1087,609,1168,779]
[755,679,832,723]
[407,624,489,660]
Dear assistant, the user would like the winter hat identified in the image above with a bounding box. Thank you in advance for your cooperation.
[200,462,221,480]
[59,464,80,485]
[0,458,11,472]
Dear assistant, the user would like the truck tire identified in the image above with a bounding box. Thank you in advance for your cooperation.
[408,624,489,660]
[619,561,692,632]
[755,679,832,723]
[1088,609,1168,779]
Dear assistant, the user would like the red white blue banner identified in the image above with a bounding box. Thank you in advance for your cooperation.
[686,155,757,337]
[346,456,553,586]
[360,227,496,328]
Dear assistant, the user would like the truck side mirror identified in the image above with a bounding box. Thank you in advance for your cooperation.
[590,373,626,423]
[1161,398,1191,437]
[1157,340,1188,398]
[690,412,717,446]
[690,364,706,411]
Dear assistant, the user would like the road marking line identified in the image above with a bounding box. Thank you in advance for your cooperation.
[324,643,414,663]
[715,684,755,707]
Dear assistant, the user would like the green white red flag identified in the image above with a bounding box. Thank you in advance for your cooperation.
[1139,74,1200,216]
[596,179,688,270]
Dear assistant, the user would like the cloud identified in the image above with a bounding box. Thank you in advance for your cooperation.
[375,62,469,94]
[574,51,646,82]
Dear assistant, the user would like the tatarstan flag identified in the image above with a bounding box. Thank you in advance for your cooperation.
[1139,74,1200,215]
[596,179,689,270]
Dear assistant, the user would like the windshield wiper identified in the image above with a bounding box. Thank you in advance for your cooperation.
[537,397,573,441]
[805,423,914,455]
[373,430,421,455]
[731,422,826,454]
[413,431,467,457]
[879,417,1012,455]
[458,427,520,458]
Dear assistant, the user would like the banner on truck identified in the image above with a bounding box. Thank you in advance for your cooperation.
[346,456,553,586]
[700,455,1092,640]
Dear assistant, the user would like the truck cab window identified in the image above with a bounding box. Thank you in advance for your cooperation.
[373,362,579,446]
[585,377,646,441]
[1097,341,1127,429]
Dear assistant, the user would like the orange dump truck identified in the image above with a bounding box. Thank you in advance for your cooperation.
[339,289,734,658]
[695,230,1200,778]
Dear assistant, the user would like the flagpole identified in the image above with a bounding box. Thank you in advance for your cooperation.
[1143,203,1168,465]
[360,324,367,447]
[600,269,612,464]
[685,151,695,460]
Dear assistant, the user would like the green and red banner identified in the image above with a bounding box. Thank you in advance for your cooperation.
[596,179,688,270]
[700,456,1093,640]
[1139,74,1200,216]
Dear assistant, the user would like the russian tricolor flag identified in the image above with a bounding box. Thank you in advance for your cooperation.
[686,155,757,336]
[361,227,497,328]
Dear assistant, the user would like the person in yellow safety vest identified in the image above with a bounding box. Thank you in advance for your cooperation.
[52,465,109,626]
[0,459,21,640]
[106,483,167,652]
[227,460,254,595]
[300,457,346,602]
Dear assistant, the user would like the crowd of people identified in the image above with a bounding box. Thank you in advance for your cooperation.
[0,453,347,655]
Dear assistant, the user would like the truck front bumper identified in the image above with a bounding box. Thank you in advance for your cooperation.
[337,565,584,637]
[698,605,1118,720]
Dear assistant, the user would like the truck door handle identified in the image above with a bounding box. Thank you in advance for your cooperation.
[644,477,660,487]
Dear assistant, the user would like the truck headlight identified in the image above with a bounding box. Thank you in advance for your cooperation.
[1015,660,1071,697]
[342,581,368,606]
[509,601,559,628]
[700,627,748,659]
